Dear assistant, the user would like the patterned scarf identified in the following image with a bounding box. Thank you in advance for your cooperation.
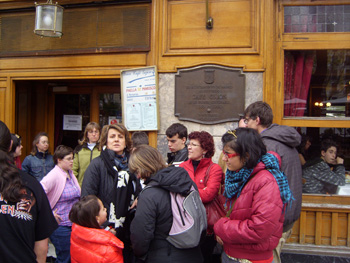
[224,152,294,208]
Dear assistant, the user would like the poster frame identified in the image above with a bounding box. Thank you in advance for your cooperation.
[121,66,159,131]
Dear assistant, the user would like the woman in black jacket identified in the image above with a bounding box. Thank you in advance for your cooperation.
[129,145,203,263]
[81,123,137,263]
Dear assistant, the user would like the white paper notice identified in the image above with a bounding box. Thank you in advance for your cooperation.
[121,66,158,131]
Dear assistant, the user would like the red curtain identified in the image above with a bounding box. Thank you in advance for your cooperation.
[284,51,315,117]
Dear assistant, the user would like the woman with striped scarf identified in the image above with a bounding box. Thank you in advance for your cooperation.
[214,128,293,263]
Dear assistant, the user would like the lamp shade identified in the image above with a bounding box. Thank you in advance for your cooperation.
[34,1,63,37]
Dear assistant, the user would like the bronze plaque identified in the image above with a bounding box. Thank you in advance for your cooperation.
[175,66,245,124]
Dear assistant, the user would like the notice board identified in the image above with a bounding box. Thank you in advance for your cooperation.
[121,66,159,131]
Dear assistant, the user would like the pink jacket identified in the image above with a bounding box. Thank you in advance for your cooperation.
[180,158,223,204]
[71,223,124,263]
[213,158,284,261]
[41,165,81,209]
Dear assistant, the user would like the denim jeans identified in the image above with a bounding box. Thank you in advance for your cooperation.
[50,225,71,263]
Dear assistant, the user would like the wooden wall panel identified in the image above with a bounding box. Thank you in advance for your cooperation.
[163,0,259,55]
[0,79,8,123]
[286,195,350,255]
[0,4,151,56]
[0,87,5,121]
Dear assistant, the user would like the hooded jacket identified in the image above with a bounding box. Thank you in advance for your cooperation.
[130,166,203,263]
[70,223,124,263]
[260,124,302,231]
[214,158,284,262]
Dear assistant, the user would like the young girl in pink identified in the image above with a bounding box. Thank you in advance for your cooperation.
[69,195,124,263]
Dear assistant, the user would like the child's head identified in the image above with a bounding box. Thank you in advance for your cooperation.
[69,195,107,228]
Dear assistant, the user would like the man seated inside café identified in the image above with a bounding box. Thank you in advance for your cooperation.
[302,139,346,194]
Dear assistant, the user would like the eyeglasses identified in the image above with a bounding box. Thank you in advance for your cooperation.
[222,150,239,159]
[244,117,256,124]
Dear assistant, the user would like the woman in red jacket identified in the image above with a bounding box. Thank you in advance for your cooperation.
[69,195,124,263]
[180,131,224,263]
[214,128,293,263]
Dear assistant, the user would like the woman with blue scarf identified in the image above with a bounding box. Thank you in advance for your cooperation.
[214,128,293,263]
[82,124,138,263]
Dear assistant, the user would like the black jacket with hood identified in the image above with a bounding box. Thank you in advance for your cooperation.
[260,124,302,232]
[130,166,203,263]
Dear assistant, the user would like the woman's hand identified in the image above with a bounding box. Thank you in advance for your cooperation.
[130,198,138,209]
[216,235,223,246]
[53,209,62,224]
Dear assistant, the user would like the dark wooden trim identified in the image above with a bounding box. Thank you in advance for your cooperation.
[0,47,150,58]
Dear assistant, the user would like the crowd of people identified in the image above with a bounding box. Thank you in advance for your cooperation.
[1,100,347,263]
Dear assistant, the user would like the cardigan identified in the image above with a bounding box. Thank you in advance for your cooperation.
[41,165,81,209]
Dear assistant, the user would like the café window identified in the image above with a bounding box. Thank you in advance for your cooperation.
[296,126,350,195]
[284,49,350,118]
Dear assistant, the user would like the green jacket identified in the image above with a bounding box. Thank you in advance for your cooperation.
[73,143,101,186]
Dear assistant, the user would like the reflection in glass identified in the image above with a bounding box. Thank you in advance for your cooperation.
[284,50,350,117]
[297,127,350,171]
[99,93,122,126]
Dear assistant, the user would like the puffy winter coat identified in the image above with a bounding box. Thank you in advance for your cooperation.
[130,166,203,263]
[214,159,284,262]
[81,150,137,244]
[180,158,223,204]
[72,143,100,186]
[70,223,124,263]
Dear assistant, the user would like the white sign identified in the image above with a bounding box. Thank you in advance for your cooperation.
[121,66,159,131]
[63,115,82,131]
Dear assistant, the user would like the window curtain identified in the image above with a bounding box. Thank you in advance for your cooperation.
[284,51,315,117]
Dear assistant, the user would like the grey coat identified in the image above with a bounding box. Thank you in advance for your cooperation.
[261,124,302,232]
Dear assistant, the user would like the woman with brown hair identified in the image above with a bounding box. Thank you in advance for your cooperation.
[129,145,202,263]
[41,145,81,263]
[10,133,23,169]
[22,132,54,181]
[82,123,138,263]
[73,122,101,186]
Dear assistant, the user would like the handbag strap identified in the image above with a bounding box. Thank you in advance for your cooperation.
[204,163,214,186]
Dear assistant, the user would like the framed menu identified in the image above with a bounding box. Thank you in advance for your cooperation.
[121,66,159,131]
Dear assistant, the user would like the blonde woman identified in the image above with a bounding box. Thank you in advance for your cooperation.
[72,122,101,186]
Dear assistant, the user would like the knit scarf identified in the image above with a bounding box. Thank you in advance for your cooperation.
[224,152,294,208]
[100,148,134,242]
